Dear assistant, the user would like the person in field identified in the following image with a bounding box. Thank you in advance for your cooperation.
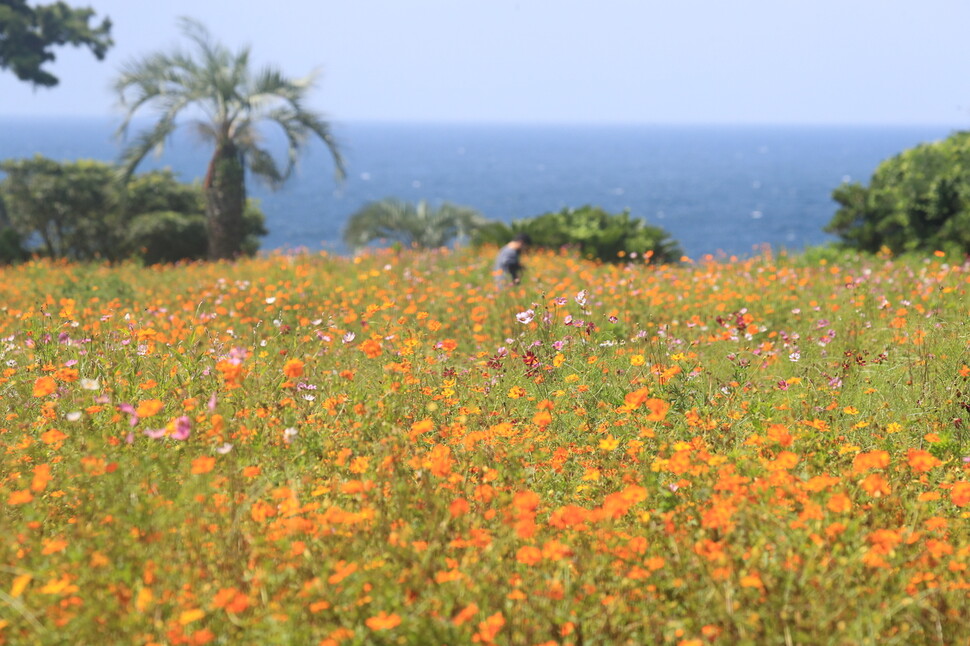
[494,233,531,286]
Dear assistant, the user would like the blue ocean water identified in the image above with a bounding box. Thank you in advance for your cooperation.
[0,118,958,257]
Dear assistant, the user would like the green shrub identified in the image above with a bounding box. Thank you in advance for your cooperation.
[826,131,970,256]
[0,226,27,264]
[126,211,208,264]
[473,205,682,263]
[0,156,267,263]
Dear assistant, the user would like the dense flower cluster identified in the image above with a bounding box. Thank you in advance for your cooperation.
[0,248,968,644]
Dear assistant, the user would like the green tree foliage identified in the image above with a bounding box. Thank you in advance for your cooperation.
[114,17,344,260]
[473,205,683,264]
[343,198,487,250]
[826,131,970,256]
[0,155,266,263]
[0,0,112,87]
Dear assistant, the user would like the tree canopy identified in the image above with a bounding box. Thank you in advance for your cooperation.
[826,131,970,256]
[114,17,344,260]
[0,0,112,87]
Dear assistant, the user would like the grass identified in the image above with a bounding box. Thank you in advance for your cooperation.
[0,247,968,645]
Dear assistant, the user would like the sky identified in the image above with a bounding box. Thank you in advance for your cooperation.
[2,0,970,125]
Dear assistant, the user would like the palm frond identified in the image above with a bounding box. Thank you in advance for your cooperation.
[246,146,285,189]
[343,199,486,250]
[118,116,179,181]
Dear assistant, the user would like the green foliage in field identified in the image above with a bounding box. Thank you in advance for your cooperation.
[0,155,266,263]
[474,205,683,263]
[827,131,970,256]
[0,248,968,644]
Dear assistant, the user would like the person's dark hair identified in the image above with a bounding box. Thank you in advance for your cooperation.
[513,233,532,245]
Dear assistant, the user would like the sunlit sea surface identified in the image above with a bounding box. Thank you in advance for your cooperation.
[0,119,959,257]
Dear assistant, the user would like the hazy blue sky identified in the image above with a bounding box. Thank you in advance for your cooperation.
[2,0,969,125]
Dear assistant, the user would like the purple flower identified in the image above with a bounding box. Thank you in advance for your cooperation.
[171,416,192,441]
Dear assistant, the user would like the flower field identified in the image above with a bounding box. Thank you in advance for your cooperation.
[1,248,968,645]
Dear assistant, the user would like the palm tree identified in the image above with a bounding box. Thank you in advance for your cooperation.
[343,198,488,250]
[114,17,345,260]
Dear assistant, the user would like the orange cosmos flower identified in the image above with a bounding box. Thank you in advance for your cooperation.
[7,489,33,505]
[868,528,902,554]
[474,612,505,644]
[623,387,651,410]
[951,481,970,507]
[282,358,304,378]
[452,603,479,626]
[802,474,839,492]
[426,444,453,478]
[191,456,216,475]
[10,574,31,598]
[409,418,434,440]
[53,367,78,382]
[766,424,793,447]
[826,492,853,513]
[32,376,56,397]
[365,611,401,631]
[40,428,67,445]
[31,464,52,492]
[360,338,382,358]
[644,398,670,422]
[541,539,573,560]
[516,545,543,565]
[512,490,541,513]
[860,473,891,498]
[852,450,890,474]
[136,399,164,418]
[215,359,246,386]
[768,451,799,471]
[178,609,205,625]
[906,449,942,473]
[41,538,68,555]
[212,587,250,614]
[449,498,470,518]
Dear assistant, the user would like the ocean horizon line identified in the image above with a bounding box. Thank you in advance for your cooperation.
[0,114,965,131]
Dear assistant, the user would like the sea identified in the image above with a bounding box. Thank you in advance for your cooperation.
[0,118,960,258]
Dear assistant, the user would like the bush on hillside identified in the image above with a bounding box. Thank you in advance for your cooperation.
[0,156,267,263]
[826,131,970,256]
[473,205,682,264]
[126,212,208,265]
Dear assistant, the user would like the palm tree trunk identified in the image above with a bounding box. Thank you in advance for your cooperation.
[204,142,246,260]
